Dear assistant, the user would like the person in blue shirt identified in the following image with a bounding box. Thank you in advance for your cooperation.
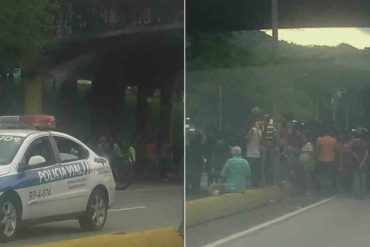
[221,146,251,193]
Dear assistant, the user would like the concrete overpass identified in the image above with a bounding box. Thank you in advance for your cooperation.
[25,0,183,169]
[187,0,370,32]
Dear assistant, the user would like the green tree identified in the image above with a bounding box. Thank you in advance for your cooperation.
[187,32,250,70]
[0,0,59,71]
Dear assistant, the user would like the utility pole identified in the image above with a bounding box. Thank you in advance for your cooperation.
[345,102,349,131]
[218,84,223,132]
[271,0,281,185]
[316,88,321,121]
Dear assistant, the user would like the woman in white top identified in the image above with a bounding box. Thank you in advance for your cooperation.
[299,133,315,195]
[245,122,262,187]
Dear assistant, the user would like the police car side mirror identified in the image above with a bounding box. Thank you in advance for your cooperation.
[28,155,46,167]
[94,157,106,165]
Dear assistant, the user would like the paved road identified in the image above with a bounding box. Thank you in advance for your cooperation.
[186,196,321,247]
[191,196,370,247]
[4,183,183,246]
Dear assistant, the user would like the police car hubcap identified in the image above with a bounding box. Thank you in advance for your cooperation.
[91,195,105,226]
[1,202,17,237]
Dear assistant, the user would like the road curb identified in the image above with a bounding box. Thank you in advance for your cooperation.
[186,185,290,227]
[27,227,184,247]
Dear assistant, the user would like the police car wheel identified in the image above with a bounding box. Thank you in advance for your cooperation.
[79,189,107,231]
[0,196,19,242]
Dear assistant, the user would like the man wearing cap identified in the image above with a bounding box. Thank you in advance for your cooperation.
[221,146,251,193]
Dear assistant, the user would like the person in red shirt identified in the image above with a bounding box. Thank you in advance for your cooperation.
[349,130,369,199]
[145,137,157,180]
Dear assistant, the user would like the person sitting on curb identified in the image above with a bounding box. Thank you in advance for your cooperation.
[222,146,251,193]
[209,146,251,195]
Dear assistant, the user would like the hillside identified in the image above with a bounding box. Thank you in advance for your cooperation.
[186,30,370,135]
[232,30,369,65]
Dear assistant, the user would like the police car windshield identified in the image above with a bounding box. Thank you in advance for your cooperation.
[0,135,24,165]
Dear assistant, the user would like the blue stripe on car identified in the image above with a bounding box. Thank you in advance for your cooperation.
[0,161,88,193]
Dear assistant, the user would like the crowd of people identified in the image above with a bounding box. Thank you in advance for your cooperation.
[187,114,370,199]
[89,134,178,187]
[287,124,369,199]
[90,135,136,189]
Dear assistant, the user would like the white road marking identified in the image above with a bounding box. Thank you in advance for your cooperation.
[108,206,147,213]
[117,186,183,193]
[202,196,337,247]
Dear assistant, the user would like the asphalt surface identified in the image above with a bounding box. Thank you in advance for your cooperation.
[186,195,321,247]
[188,196,370,247]
[4,182,183,246]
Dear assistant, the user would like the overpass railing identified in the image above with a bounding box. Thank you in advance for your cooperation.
[58,0,183,37]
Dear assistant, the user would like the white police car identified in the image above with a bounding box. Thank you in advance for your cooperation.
[0,115,115,241]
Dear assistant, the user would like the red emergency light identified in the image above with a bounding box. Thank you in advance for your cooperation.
[0,115,56,129]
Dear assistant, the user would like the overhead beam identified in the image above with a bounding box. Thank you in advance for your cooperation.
[187,0,370,32]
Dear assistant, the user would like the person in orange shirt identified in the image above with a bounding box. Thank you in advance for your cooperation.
[316,130,338,196]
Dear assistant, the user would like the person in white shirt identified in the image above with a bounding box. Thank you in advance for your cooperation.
[245,122,262,188]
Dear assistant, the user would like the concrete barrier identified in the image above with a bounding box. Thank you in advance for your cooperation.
[186,185,289,227]
[28,227,184,247]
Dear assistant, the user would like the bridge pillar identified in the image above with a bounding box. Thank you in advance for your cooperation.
[159,78,175,148]
[136,83,155,137]
[25,75,44,114]
[110,76,126,137]
[58,79,78,133]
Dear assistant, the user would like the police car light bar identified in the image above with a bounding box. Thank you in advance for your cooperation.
[0,115,56,129]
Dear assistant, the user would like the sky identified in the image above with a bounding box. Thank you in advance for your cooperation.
[262,28,370,49]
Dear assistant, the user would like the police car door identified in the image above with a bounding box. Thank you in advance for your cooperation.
[17,136,64,219]
[51,136,90,214]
